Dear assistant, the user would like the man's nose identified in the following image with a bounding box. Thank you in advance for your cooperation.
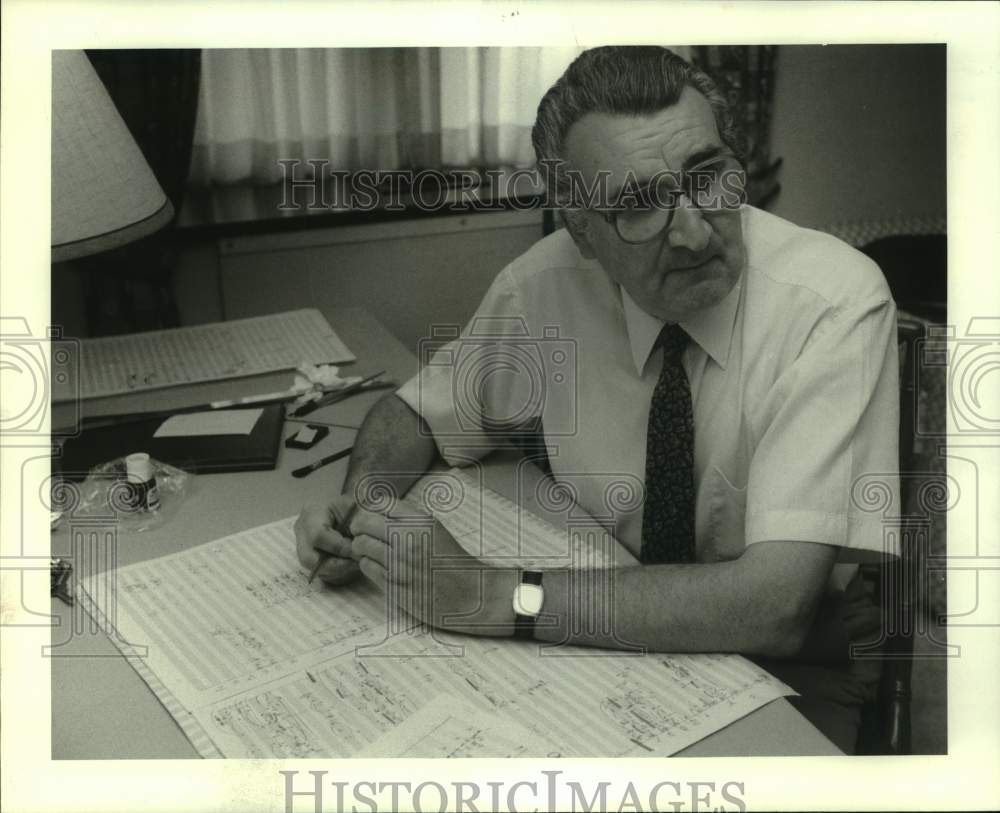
[666,195,711,252]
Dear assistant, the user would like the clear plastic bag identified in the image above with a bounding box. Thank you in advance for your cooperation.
[70,456,192,532]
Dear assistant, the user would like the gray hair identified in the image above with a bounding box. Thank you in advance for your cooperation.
[531,46,743,226]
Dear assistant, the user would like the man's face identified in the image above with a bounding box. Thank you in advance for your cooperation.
[564,87,746,323]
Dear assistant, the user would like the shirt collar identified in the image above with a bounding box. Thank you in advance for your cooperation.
[620,277,742,375]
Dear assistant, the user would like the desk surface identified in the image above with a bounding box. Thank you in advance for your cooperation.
[50,306,840,759]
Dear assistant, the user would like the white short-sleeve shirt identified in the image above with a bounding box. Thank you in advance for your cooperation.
[397,206,901,573]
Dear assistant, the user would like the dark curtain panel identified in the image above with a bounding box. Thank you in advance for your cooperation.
[692,46,782,209]
[68,50,201,334]
[86,49,201,210]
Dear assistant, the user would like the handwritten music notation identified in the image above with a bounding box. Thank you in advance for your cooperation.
[80,480,795,759]
[405,467,638,570]
[56,309,355,401]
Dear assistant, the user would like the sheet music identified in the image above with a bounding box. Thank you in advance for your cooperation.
[90,517,390,709]
[406,467,639,569]
[190,630,795,759]
[356,695,560,758]
[79,490,794,759]
[351,646,794,758]
[57,309,355,401]
[74,587,225,758]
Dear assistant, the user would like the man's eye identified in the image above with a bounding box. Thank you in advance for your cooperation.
[617,186,658,211]
[688,161,725,185]
[624,194,654,212]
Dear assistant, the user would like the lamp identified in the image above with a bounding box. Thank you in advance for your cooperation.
[51,50,174,262]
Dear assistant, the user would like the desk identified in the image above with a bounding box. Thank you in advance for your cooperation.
[50,307,841,759]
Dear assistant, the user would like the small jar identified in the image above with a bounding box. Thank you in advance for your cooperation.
[125,452,160,512]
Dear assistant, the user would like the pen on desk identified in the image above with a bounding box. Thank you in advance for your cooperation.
[208,390,300,409]
[308,501,358,583]
[82,390,301,429]
[289,370,388,418]
[291,444,354,479]
[208,380,384,412]
[290,371,387,418]
[84,376,394,431]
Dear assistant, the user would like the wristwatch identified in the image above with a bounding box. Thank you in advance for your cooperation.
[512,570,544,640]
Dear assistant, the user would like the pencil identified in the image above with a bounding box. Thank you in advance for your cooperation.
[290,444,354,478]
[308,501,358,584]
[290,370,386,418]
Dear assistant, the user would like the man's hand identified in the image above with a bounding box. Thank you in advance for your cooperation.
[294,496,361,586]
[293,393,440,587]
[348,506,517,636]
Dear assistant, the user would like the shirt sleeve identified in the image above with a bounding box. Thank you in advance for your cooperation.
[395,266,542,467]
[744,298,901,563]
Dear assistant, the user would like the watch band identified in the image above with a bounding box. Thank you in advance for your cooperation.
[513,570,544,640]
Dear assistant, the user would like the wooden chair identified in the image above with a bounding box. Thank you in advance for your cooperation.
[856,313,928,754]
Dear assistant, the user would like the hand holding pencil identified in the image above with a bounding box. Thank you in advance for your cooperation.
[293,496,361,586]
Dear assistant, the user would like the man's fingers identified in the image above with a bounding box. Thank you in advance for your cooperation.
[351,533,389,567]
[294,500,369,587]
[318,556,361,586]
[357,556,387,587]
[349,507,388,540]
[312,527,353,558]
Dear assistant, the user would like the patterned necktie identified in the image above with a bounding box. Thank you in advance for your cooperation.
[640,322,696,563]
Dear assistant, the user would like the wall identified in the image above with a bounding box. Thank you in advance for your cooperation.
[179,210,544,356]
[768,44,946,229]
[159,44,946,351]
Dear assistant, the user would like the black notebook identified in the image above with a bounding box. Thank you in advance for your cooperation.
[56,404,285,481]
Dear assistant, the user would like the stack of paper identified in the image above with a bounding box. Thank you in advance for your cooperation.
[57,308,355,401]
[77,471,795,758]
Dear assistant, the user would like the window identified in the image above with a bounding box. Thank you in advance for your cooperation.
[189,47,585,186]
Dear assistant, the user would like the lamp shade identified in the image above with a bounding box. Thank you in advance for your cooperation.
[51,50,174,262]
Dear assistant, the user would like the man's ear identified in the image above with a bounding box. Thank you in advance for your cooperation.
[561,209,597,259]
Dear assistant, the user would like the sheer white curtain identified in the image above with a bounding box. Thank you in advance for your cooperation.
[189,47,584,185]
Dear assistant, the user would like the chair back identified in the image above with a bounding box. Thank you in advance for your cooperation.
[859,312,927,754]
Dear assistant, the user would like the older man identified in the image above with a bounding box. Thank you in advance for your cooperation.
[295,46,899,752]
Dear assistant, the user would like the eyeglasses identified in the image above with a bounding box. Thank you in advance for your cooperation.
[597,153,746,245]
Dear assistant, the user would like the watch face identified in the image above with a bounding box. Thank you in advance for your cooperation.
[513,583,544,616]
